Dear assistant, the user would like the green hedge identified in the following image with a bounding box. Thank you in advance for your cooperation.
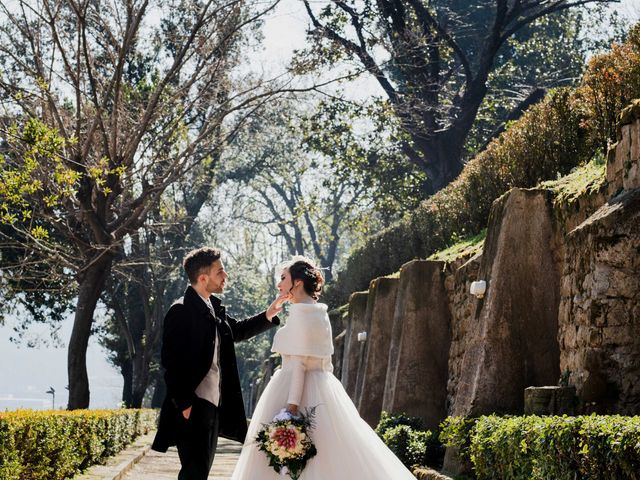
[325,23,640,307]
[0,408,157,480]
[376,411,444,470]
[441,415,640,480]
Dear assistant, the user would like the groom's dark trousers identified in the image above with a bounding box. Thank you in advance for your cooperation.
[152,286,279,480]
[176,398,220,480]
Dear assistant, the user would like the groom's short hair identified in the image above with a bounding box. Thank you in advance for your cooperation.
[183,247,222,284]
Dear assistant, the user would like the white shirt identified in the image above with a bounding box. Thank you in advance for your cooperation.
[195,295,221,406]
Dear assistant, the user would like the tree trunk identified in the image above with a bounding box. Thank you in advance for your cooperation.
[150,370,166,408]
[67,253,113,409]
[414,134,466,193]
[121,358,133,407]
[434,136,465,192]
[401,68,491,193]
[131,349,150,408]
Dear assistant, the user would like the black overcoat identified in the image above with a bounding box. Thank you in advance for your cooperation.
[151,286,279,452]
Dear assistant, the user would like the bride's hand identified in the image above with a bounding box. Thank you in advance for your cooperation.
[266,292,290,321]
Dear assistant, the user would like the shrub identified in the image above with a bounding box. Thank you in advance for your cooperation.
[578,23,640,152]
[375,410,426,436]
[439,416,479,468]
[0,409,157,480]
[377,411,444,469]
[440,414,640,480]
[325,22,640,307]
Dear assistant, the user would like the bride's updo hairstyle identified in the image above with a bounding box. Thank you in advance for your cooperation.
[283,256,324,300]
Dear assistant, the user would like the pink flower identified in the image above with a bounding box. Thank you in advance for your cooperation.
[256,406,318,479]
[271,425,300,450]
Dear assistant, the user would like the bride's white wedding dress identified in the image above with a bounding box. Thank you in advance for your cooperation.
[231,303,416,479]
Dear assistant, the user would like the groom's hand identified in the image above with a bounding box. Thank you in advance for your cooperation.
[266,293,289,321]
[182,406,192,420]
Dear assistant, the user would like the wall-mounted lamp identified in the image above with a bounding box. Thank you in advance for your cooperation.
[357,332,367,342]
[470,280,487,299]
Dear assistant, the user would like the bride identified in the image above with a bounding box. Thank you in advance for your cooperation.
[231,257,416,479]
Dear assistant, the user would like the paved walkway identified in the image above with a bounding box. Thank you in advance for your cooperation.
[122,439,242,480]
[75,432,242,480]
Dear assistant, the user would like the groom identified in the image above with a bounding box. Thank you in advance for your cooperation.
[152,247,283,479]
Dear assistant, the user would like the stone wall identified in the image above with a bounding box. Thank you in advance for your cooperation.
[328,307,348,381]
[558,103,640,414]
[381,260,451,431]
[443,254,481,412]
[607,101,640,197]
[248,103,640,431]
[334,100,640,438]
[341,291,369,401]
[559,194,640,413]
[357,276,399,426]
[450,188,562,417]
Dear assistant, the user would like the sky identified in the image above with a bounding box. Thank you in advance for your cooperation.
[0,313,122,410]
[0,0,638,412]
[0,0,313,412]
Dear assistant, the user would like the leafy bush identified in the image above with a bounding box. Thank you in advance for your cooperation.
[375,410,426,436]
[439,416,479,468]
[377,411,444,469]
[325,22,640,307]
[0,409,157,480]
[440,414,640,480]
[578,24,640,151]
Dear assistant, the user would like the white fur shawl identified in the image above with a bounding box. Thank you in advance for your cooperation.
[271,303,334,357]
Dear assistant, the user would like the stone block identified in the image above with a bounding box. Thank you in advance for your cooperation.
[341,291,369,400]
[576,325,593,347]
[442,446,473,479]
[333,329,346,381]
[618,125,632,165]
[606,302,630,326]
[601,325,634,346]
[607,131,629,196]
[382,259,451,431]
[629,120,640,161]
[625,163,640,191]
[562,184,640,413]
[451,189,561,418]
[562,324,578,349]
[357,276,399,426]
[524,386,577,415]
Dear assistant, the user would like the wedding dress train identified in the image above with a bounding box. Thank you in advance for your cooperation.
[231,303,416,480]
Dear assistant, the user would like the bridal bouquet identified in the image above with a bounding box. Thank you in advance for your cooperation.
[256,406,317,479]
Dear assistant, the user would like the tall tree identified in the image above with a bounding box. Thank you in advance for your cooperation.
[221,98,370,282]
[0,0,281,409]
[296,0,618,193]
[98,139,229,408]
[299,97,429,221]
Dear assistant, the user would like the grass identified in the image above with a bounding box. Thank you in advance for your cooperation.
[539,155,607,207]
[428,230,487,263]
[340,156,606,296]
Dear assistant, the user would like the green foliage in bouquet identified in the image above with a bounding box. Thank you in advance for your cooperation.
[0,409,157,480]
